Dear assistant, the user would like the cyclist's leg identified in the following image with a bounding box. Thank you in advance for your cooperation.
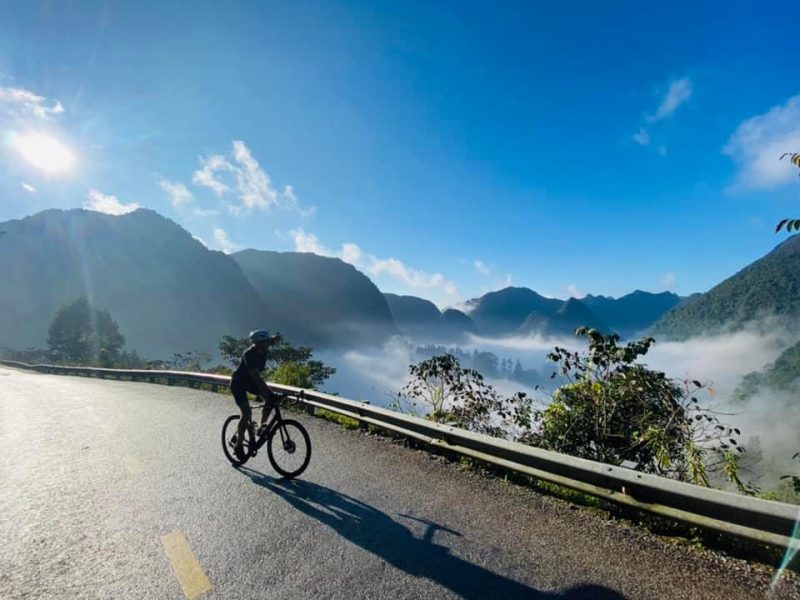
[231,384,251,452]
[259,388,277,427]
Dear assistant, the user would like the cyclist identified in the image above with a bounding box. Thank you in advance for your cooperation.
[230,329,282,460]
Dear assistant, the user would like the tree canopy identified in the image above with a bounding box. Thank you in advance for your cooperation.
[529,328,749,488]
[47,297,125,366]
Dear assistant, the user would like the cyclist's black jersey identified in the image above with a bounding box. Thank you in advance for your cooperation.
[231,345,267,393]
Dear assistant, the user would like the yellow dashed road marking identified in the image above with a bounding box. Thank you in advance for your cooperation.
[162,530,213,599]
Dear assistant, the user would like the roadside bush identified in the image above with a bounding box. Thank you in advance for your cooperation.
[528,328,753,490]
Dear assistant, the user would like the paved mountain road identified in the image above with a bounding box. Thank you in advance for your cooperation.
[0,366,797,599]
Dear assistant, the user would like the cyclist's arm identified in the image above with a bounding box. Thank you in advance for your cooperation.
[247,369,273,400]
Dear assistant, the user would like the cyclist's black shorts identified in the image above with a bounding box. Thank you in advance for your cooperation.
[230,377,254,410]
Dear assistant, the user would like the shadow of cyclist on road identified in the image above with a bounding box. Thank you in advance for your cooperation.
[239,468,626,600]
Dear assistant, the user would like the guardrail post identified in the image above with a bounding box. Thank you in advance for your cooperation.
[358,402,370,432]
[305,403,316,417]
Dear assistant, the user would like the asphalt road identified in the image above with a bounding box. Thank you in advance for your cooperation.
[1,366,798,600]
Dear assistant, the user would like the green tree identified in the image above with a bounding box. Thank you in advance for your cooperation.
[397,353,531,438]
[781,453,800,495]
[775,153,800,232]
[269,361,315,388]
[167,351,212,371]
[116,350,145,369]
[47,297,94,363]
[530,328,751,489]
[513,360,524,381]
[471,350,499,378]
[219,335,251,367]
[94,308,125,367]
[47,297,126,366]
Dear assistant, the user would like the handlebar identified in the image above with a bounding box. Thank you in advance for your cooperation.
[254,388,305,406]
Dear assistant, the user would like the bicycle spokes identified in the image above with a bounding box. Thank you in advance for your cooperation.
[278,425,297,453]
[267,419,311,479]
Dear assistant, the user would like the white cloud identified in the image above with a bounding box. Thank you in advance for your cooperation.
[192,235,208,247]
[290,229,332,255]
[649,78,693,122]
[333,337,416,398]
[21,182,37,194]
[662,272,677,288]
[633,128,650,146]
[191,141,315,217]
[566,284,584,298]
[289,228,460,305]
[213,227,239,254]
[467,332,580,353]
[341,242,364,265]
[723,94,800,190]
[474,260,491,275]
[634,77,693,153]
[159,179,193,208]
[369,256,459,298]
[281,184,317,217]
[191,208,219,217]
[231,140,275,212]
[84,190,139,215]
[192,154,232,196]
[0,86,64,119]
[646,324,793,399]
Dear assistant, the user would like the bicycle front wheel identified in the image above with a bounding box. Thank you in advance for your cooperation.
[267,419,311,479]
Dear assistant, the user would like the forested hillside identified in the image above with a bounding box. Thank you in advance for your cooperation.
[651,235,800,339]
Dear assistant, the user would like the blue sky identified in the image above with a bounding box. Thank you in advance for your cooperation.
[1,1,799,307]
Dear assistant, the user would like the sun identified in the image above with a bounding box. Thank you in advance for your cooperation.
[14,132,76,174]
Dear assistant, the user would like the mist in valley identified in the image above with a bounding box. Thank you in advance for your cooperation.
[316,321,800,490]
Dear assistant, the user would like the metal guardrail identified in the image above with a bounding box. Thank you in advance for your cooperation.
[2,359,799,551]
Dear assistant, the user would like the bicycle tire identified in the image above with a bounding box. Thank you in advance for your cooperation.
[267,419,311,479]
[221,414,253,467]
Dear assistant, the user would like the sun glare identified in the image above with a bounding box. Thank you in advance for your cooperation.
[14,132,76,174]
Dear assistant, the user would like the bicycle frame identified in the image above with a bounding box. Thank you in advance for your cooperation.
[249,391,299,451]
[252,404,282,451]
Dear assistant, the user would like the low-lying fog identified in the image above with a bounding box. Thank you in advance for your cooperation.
[317,321,799,488]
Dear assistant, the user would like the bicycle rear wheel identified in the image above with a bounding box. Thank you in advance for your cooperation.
[267,419,311,478]
[221,414,255,466]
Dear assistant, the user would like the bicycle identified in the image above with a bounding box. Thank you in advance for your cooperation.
[221,389,312,478]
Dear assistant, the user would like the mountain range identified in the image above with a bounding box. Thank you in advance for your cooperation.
[1,207,797,359]
[649,234,800,339]
[0,209,267,358]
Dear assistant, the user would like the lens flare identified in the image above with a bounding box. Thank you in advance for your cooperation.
[14,132,76,173]
[769,511,800,596]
